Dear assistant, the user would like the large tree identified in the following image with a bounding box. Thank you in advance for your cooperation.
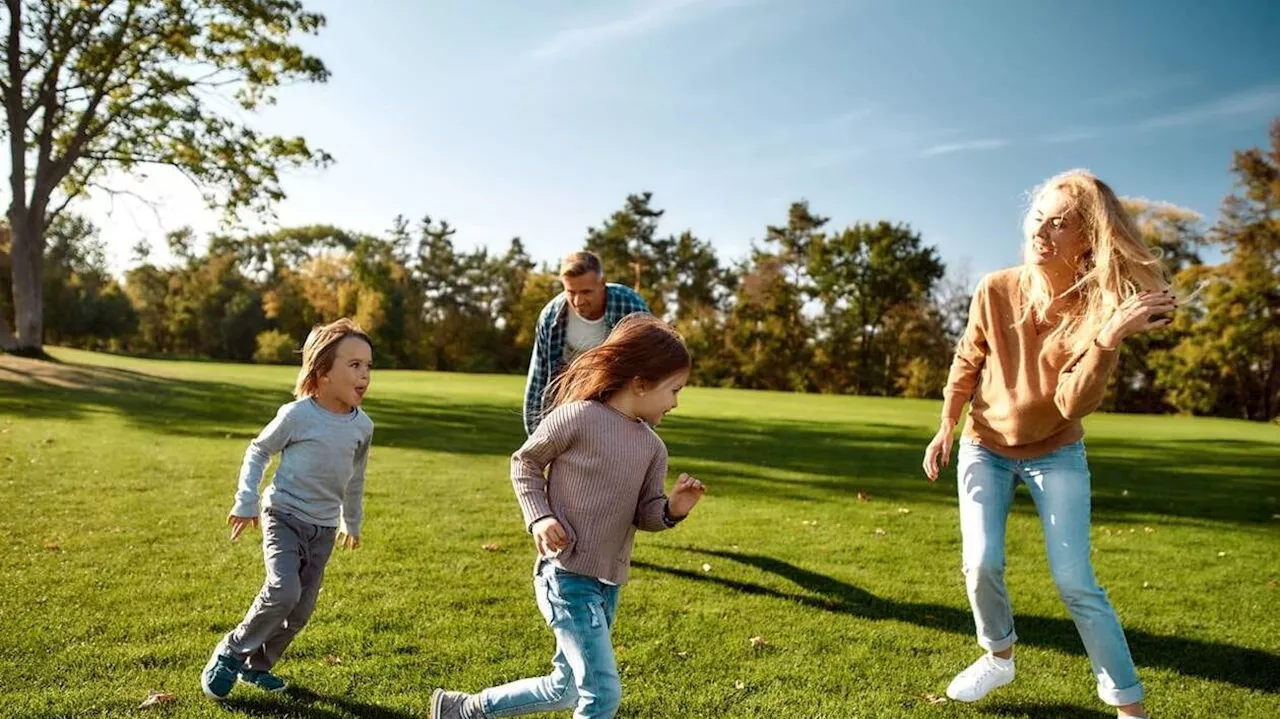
[1152,118,1280,421]
[1,0,331,353]
[808,220,944,394]
[585,192,674,314]
[1104,198,1204,413]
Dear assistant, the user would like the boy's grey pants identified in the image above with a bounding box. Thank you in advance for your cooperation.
[220,508,337,671]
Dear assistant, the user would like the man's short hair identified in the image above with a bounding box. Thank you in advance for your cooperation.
[559,251,603,279]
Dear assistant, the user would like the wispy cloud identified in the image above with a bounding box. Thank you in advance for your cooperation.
[1040,129,1101,145]
[920,138,1008,157]
[529,0,748,61]
[730,105,879,158]
[1081,74,1199,110]
[1138,85,1280,129]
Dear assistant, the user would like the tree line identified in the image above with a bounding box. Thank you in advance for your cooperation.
[2,2,1272,421]
[4,118,1277,421]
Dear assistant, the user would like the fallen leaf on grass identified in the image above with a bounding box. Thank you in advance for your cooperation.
[1267,580,1276,589]
[138,691,177,709]
[324,655,343,666]
[922,693,948,705]
[481,543,502,552]
[42,541,60,552]
[856,491,870,502]
[749,636,770,649]
[734,680,745,689]
[874,528,886,536]
[897,508,911,514]
[701,563,712,572]
[1144,526,1154,533]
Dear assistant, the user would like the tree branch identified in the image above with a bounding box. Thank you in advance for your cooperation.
[84,179,165,229]
[6,0,28,214]
[32,3,143,212]
[44,155,103,223]
[22,2,108,120]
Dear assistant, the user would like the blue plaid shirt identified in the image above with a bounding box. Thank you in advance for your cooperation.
[523,283,650,435]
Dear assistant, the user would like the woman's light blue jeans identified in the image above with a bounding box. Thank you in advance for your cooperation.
[477,560,622,718]
[957,438,1144,706]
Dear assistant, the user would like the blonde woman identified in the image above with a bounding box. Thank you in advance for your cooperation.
[923,170,1174,718]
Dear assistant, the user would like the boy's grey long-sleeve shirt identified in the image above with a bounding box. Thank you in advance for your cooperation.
[231,398,374,536]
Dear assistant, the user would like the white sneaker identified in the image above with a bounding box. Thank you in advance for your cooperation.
[945,653,1015,702]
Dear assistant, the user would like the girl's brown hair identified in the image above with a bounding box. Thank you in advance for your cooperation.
[293,318,373,398]
[547,314,690,412]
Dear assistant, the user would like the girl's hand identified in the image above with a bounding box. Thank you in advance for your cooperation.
[337,532,360,550]
[668,473,706,518]
[922,419,956,482]
[1097,290,1178,348]
[532,517,569,556]
[227,514,258,541]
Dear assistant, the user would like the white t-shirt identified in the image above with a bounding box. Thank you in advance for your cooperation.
[564,309,609,363]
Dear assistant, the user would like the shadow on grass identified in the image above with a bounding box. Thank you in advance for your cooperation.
[0,359,526,456]
[4,358,1278,526]
[222,685,416,719]
[978,702,1111,719]
[660,415,1280,525]
[634,548,1280,695]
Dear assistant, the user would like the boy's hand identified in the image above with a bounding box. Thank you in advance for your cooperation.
[227,514,258,541]
[668,473,706,518]
[337,532,360,550]
[531,516,569,556]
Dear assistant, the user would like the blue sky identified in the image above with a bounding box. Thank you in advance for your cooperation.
[82,0,1280,280]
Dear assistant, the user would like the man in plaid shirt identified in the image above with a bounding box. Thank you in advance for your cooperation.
[523,251,650,435]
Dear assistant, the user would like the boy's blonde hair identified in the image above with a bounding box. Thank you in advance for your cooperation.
[294,319,373,398]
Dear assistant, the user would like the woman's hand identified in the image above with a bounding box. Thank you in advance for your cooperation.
[922,419,957,482]
[1097,290,1178,349]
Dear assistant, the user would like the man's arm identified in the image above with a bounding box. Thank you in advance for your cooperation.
[523,308,553,436]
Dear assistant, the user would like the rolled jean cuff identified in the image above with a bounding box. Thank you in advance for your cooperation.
[977,629,1017,653]
[1098,680,1144,707]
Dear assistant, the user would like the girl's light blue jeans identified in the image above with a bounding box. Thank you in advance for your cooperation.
[477,560,622,718]
[957,438,1144,707]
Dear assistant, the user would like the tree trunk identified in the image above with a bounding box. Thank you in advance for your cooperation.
[0,315,15,350]
[7,209,43,353]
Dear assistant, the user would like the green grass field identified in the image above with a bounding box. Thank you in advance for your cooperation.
[1,348,1277,718]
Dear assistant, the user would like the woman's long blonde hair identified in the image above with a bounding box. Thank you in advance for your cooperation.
[1018,169,1169,354]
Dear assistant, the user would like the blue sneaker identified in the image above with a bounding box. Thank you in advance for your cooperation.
[200,649,244,700]
[239,668,287,692]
